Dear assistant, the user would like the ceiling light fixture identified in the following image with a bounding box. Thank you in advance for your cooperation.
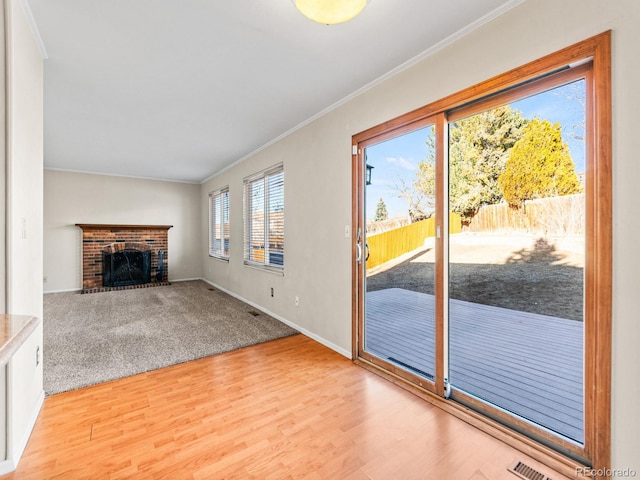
[293,0,369,25]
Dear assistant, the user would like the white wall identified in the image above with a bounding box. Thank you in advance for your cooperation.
[3,0,45,472]
[43,170,202,292]
[0,1,6,315]
[200,127,354,357]
[201,0,639,472]
[6,0,43,319]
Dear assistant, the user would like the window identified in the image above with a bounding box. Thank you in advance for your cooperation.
[209,187,230,260]
[243,164,284,269]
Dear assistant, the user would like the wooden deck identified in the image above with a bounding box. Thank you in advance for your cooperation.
[365,287,584,443]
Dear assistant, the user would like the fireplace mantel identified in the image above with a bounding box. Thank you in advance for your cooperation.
[76,224,173,230]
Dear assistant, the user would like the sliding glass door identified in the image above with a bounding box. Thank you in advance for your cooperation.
[358,121,440,394]
[447,77,587,447]
[353,33,611,467]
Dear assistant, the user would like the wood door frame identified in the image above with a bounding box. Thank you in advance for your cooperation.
[352,116,441,396]
[352,31,611,474]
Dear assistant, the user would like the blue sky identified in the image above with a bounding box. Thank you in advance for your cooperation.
[365,79,586,220]
[365,126,433,220]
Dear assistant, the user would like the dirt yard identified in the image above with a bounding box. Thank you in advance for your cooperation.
[366,232,584,321]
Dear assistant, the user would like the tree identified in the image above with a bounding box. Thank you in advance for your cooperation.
[398,106,529,222]
[374,198,389,222]
[555,79,585,141]
[447,106,529,219]
[394,160,435,223]
[498,119,582,206]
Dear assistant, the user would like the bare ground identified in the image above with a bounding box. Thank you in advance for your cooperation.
[366,232,584,321]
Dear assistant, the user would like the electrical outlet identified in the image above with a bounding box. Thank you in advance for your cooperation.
[295,296,299,307]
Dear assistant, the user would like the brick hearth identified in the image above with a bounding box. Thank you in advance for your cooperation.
[76,224,172,293]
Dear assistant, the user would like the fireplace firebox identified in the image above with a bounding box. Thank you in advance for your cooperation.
[103,248,151,287]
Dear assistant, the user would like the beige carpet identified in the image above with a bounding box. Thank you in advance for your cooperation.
[44,280,298,395]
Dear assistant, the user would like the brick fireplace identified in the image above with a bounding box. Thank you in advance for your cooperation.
[76,224,172,293]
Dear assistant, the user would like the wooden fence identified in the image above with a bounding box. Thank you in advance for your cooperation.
[366,213,461,269]
[366,217,411,235]
[466,194,584,235]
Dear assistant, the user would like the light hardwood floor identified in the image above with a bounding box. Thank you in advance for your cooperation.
[2,334,572,479]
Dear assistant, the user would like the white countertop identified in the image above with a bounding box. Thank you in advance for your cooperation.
[0,315,40,365]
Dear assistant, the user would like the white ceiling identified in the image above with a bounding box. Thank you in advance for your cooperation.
[27,0,520,184]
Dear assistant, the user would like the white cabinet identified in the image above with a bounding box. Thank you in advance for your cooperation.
[0,366,5,460]
[0,315,44,475]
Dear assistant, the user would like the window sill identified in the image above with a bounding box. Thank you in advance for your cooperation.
[243,262,284,276]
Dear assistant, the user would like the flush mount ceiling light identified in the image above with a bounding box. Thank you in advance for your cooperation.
[293,0,369,25]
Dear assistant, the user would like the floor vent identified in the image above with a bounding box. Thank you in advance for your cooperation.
[508,461,552,480]
[208,288,215,291]
[248,311,260,317]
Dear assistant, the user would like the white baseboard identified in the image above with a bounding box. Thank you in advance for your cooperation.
[14,390,44,466]
[0,458,16,476]
[0,390,45,475]
[43,287,82,294]
[200,278,351,359]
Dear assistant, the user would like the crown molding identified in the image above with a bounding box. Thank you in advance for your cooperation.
[44,167,200,185]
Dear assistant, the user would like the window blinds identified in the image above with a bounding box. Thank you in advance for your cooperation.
[209,187,230,258]
[243,165,284,268]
